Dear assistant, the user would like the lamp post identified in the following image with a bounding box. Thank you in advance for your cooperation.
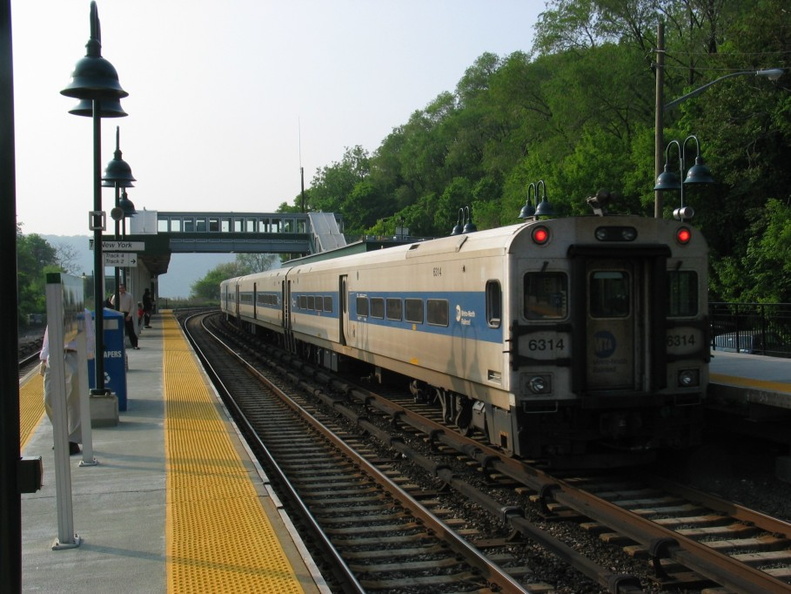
[654,135,715,221]
[518,183,537,219]
[117,188,137,287]
[518,180,555,220]
[450,206,477,235]
[653,22,783,217]
[102,126,135,311]
[61,2,128,394]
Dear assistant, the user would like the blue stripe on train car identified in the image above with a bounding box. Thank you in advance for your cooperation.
[350,291,503,344]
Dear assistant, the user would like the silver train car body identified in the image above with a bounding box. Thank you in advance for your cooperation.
[221,215,709,466]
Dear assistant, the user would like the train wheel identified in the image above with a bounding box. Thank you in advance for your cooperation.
[454,395,474,437]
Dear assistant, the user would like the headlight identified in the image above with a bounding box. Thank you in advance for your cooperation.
[528,375,551,394]
[678,369,699,388]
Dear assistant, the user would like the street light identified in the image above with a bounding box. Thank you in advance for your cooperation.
[61,1,128,394]
[533,180,554,218]
[102,126,135,312]
[518,183,537,219]
[654,135,715,221]
[664,68,784,111]
[450,206,476,235]
[653,23,784,217]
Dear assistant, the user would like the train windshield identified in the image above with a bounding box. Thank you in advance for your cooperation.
[667,271,698,317]
[589,271,630,318]
[524,272,567,319]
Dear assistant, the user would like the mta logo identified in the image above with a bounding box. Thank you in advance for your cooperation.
[593,330,617,358]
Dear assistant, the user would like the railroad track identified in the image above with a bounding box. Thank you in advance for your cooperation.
[183,312,539,593]
[204,311,791,593]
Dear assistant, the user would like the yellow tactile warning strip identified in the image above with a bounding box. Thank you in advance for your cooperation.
[710,373,791,394]
[162,315,305,593]
[19,370,45,450]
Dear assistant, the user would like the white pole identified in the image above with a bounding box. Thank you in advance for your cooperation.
[44,277,81,549]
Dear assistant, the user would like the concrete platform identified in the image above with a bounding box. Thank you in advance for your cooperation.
[709,350,791,482]
[19,312,328,593]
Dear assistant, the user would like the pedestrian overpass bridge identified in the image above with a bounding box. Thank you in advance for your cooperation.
[111,211,346,276]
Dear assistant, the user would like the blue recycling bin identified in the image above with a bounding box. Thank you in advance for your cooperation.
[88,308,128,411]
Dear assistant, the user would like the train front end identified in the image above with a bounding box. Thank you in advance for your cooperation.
[506,215,709,467]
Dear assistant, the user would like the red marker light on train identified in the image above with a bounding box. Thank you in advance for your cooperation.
[532,226,550,245]
[676,227,692,244]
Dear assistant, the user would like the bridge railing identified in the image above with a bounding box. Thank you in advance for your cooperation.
[710,302,791,357]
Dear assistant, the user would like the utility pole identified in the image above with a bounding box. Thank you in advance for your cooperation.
[654,22,665,218]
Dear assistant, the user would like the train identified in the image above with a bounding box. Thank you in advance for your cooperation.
[221,203,709,467]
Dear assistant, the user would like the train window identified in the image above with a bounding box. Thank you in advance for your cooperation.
[183,219,194,232]
[405,299,424,324]
[590,271,630,318]
[486,281,502,328]
[299,295,307,309]
[209,218,219,232]
[386,298,402,321]
[667,271,698,317]
[196,218,207,232]
[371,297,385,319]
[307,295,315,310]
[427,299,449,326]
[357,296,369,317]
[157,219,169,232]
[524,273,567,319]
[315,297,323,312]
[221,218,231,232]
[324,296,333,313]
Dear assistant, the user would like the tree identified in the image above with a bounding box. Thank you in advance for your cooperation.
[713,199,791,303]
[285,0,790,302]
[55,242,81,275]
[191,262,245,302]
[235,253,278,273]
[16,229,59,324]
[190,254,277,301]
[308,146,370,216]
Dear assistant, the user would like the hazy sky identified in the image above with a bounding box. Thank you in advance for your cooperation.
[12,0,544,237]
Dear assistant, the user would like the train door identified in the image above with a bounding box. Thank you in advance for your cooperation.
[584,259,641,390]
[339,275,347,346]
[283,279,294,352]
[234,282,240,319]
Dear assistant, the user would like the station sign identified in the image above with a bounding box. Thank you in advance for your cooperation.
[104,252,138,267]
[90,240,145,251]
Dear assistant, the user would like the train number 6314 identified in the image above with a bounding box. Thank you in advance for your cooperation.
[666,333,696,347]
[528,338,565,351]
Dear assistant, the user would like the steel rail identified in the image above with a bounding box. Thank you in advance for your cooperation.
[182,313,362,594]
[192,313,532,593]
[340,378,791,593]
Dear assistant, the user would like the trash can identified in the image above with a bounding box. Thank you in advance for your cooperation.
[88,308,128,411]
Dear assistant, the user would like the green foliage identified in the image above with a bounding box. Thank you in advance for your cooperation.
[713,199,791,303]
[283,0,790,302]
[16,228,59,326]
[190,254,276,301]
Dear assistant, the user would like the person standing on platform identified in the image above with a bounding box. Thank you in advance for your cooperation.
[142,288,153,328]
[111,284,139,350]
[40,310,96,455]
